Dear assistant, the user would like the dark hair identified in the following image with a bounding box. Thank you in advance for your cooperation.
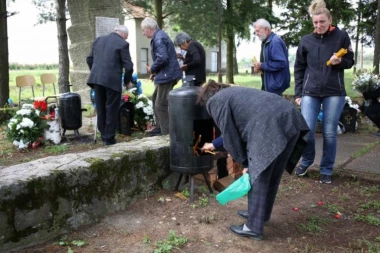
[196,79,231,106]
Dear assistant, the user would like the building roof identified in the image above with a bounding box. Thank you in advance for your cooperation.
[123,3,148,19]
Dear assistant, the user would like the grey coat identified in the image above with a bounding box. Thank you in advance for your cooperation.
[206,87,309,183]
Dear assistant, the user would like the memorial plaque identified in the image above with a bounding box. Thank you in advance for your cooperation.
[95,17,120,38]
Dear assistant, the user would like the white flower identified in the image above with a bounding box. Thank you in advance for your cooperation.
[136,101,145,109]
[35,110,41,116]
[16,109,32,116]
[20,117,35,128]
[22,104,34,109]
[129,87,137,93]
[16,124,21,130]
[13,139,28,149]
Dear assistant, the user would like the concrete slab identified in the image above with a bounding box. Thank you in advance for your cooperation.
[312,133,379,169]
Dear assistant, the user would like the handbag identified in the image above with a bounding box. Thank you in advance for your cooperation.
[216,173,251,205]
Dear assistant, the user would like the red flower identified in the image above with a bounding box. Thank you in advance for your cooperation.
[34,100,48,112]
[123,95,129,102]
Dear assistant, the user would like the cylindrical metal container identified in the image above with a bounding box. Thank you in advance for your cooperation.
[168,76,214,175]
[59,92,83,130]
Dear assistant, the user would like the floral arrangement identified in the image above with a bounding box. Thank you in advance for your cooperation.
[7,104,48,149]
[123,73,155,131]
[352,68,380,94]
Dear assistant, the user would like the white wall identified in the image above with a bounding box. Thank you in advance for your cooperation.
[124,17,152,75]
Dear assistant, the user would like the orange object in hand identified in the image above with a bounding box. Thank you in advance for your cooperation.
[326,48,347,66]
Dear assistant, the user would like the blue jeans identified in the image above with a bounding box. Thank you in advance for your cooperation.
[300,96,345,175]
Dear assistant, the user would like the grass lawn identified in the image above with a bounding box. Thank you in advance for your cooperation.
[7,69,360,105]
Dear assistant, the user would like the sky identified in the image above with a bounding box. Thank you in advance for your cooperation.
[7,1,371,65]
[8,1,65,64]
[7,0,261,65]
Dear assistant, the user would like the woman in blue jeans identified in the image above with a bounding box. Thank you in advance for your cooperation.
[294,0,354,183]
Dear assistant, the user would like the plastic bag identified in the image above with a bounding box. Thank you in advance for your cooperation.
[216,173,251,206]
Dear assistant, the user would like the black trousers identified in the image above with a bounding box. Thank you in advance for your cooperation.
[94,84,121,141]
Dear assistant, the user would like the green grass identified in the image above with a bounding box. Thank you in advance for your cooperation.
[208,68,359,98]
[154,230,188,253]
[300,216,329,234]
[7,68,360,106]
[9,69,59,105]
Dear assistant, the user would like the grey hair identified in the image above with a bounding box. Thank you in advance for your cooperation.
[253,18,271,30]
[174,32,191,46]
[114,25,129,35]
[141,17,158,30]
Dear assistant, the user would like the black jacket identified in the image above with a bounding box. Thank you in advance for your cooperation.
[294,26,354,98]
[150,29,182,84]
[87,32,133,92]
[183,40,206,84]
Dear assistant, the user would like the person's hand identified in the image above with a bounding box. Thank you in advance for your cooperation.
[126,82,133,89]
[180,64,188,71]
[149,74,155,81]
[253,62,261,72]
[329,53,342,65]
[201,142,215,152]
[242,168,248,174]
[176,53,184,61]
[295,97,302,106]
[146,65,151,73]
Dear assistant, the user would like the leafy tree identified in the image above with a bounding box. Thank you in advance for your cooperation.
[0,0,17,110]
[279,0,355,48]
[32,0,70,93]
[171,0,271,83]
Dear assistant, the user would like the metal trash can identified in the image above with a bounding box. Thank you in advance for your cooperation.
[59,85,87,136]
[168,75,214,202]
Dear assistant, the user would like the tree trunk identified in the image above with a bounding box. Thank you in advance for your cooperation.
[353,1,361,74]
[154,0,163,28]
[55,0,70,93]
[0,0,9,108]
[225,0,234,84]
[217,0,222,83]
[233,43,239,74]
[373,0,380,74]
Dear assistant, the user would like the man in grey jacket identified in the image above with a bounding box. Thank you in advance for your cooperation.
[199,80,309,240]
[141,17,182,136]
[87,25,133,145]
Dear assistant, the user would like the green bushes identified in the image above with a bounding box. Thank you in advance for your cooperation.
[9,63,59,70]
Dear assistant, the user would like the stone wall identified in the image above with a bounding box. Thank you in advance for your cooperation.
[66,0,124,104]
[0,136,170,252]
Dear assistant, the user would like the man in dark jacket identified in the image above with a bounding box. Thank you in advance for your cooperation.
[253,19,290,96]
[199,80,309,240]
[86,25,133,145]
[141,17,182,136]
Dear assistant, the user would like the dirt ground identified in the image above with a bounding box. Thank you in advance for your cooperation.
[11,169,380,253]
[1,123,380,253]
